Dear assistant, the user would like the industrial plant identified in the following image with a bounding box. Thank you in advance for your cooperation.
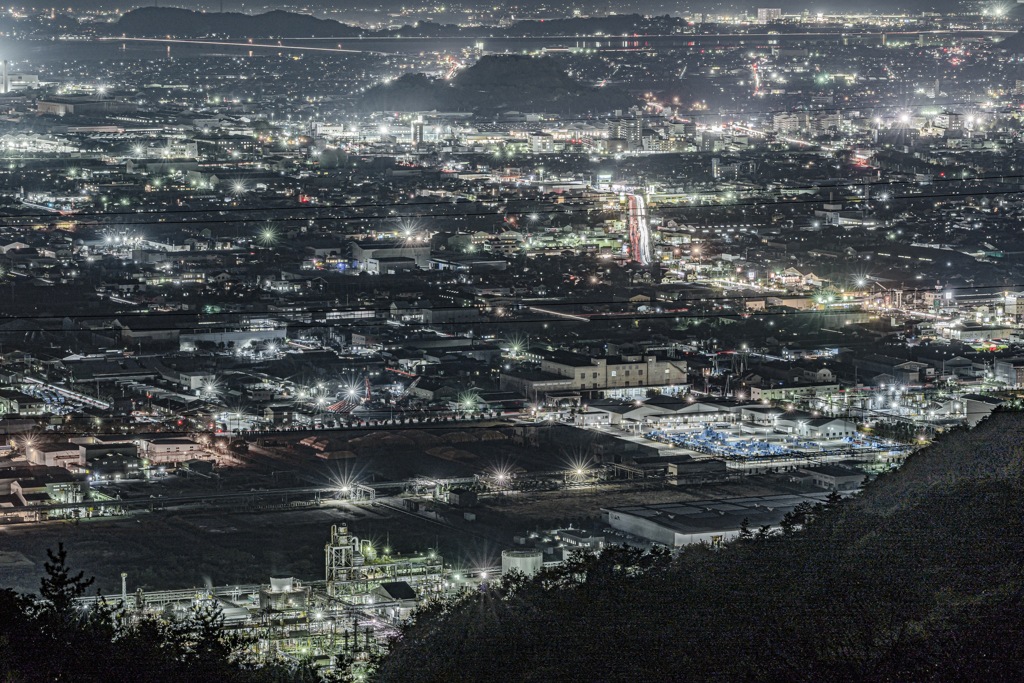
[80,524,446,677]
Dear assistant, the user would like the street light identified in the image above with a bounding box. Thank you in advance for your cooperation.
[258,226,277,247]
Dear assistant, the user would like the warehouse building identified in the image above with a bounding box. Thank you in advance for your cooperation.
[603,492,835,547]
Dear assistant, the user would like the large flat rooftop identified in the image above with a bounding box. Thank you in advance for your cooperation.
[604,492,837,535]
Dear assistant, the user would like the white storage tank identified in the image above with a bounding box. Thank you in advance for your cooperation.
[269,577,295,592]
[501,549,544,578]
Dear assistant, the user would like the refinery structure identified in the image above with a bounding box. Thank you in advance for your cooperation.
[76,523,562,677]
[81,525,447,677]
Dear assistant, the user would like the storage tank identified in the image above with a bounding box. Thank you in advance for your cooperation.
[501,550,544,578]
[269,577,294,592]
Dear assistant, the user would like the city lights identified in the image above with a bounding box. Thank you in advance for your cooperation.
[0,9,1015,681]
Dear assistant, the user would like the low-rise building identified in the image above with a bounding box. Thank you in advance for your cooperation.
[774,415,859,439]
[604,492,834,547]
[751,384,839,401]
[350,240,430,270]
[26,442,84,468]
[81,451,144,481]
[795,465,864,491]
[374,581,418,621]
[0,466,86,516]
[502,351,687,401]
[994,358,1024,388]
[0,389,47,416]
[139,437,204,464]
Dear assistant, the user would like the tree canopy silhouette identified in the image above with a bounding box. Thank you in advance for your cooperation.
[0,544,324,683]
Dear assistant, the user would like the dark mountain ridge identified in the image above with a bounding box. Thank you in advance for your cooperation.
[108,8,679,39]
[111,7,362,38]
[109,8,979,40]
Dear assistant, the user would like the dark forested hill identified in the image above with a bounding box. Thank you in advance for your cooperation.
[108,8,977,40]
[111,8,362,38]
[374,410,1024,682]
[358,55,637,115]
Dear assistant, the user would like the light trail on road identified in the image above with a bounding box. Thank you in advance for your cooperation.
[99,36,389,55]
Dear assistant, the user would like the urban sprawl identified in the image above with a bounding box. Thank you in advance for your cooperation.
[1,3,1024,677]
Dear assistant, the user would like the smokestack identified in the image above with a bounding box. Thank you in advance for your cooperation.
[2,61,7,95]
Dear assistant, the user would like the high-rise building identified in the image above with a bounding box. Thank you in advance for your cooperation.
[699,131,722,152]
[529,132,554,154]
[608,118,642,145]
[772,112,808,134]
[811,112,842,133]
[934,112,962,132]
[411,120,425,146]
[757,8,782,22]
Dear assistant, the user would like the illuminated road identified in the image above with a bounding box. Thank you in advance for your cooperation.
[725,122,842,151]
[627,193,652,266]
[527,306,589,321]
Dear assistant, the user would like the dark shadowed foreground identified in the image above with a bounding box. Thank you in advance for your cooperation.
[375,411,1024,683]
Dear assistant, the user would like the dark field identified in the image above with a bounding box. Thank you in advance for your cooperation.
[0,471,807,595]
[0,503,478,595]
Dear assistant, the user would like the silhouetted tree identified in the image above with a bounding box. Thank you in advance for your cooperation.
[738,517,753,540]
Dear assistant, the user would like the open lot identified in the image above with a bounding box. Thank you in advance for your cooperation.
[470,474,810,529]
[0,472,813,595]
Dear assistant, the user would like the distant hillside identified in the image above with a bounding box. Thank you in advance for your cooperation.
[111,8,361,38]
[358,55,636,115]
[107,9,679,40]
[377,409,1024,682]
[853,411,1024,513]
[107,8,979,41]
[994,30,1024,55]
[109,10,686,40]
